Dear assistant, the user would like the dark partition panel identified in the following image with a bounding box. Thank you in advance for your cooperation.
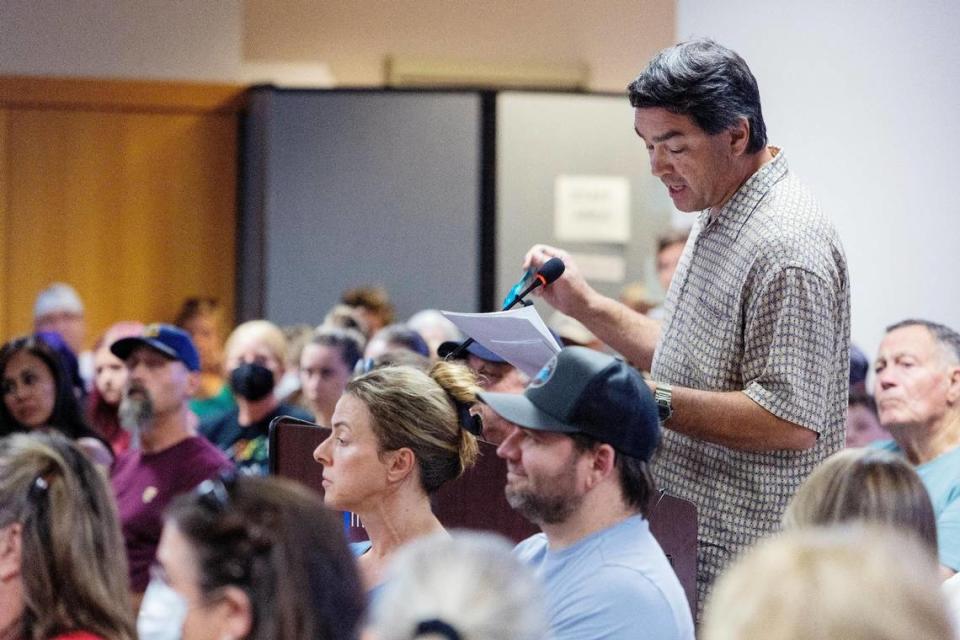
[240,88,679,325]
[241,88,484,325]
[647,491,698,618]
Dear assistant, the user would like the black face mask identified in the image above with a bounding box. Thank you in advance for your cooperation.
[229,363,275,401]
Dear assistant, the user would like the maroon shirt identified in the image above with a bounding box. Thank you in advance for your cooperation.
[111,436,231,592]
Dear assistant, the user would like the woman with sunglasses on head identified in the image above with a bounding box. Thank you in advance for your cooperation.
[0,431,135,640]
[313,361,480,596]
[140,474,365,640]
[0,335,112,467]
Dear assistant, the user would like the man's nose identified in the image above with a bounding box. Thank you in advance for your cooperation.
[495,426,522,460]
[649,147,671,177]
[876,372,895,392]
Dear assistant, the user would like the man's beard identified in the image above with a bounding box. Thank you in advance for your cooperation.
[119,386,154,435]
[505,461,583,525]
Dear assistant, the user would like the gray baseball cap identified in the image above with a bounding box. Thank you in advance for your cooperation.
[478,346,660,461]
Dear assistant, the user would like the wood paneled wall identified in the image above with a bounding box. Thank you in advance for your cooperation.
[0,76,244,349]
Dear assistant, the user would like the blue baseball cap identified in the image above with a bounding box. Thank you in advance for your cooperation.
[850,343,869,389]
[111,323,201,372]
[437,339,508,364]
[478,346,660,461]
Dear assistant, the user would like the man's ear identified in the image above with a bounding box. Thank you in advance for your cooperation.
[385,447,416,484]
[946,366,960,404]
[584,444,617,490]
[0,523,23,582]
[728,117,751,156]
[215,585,253,640]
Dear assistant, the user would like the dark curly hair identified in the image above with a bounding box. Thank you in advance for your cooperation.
[167,474,365,640]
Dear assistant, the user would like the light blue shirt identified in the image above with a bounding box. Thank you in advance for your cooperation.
[515,515,694,640]
[350,540,386,602]
[875,440,960,570]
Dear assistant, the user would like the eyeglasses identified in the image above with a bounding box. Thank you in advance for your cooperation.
[354,357,375,376]
[192,470,273,584]
[194,470,237,513]
[28,474,50,502]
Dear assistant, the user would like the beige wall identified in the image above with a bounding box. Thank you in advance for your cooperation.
[243,0,675,91]
[0,1,675,92]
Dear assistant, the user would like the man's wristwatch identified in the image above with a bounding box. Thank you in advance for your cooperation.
[654,382,673,423]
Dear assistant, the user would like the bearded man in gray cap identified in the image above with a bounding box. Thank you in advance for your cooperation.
[480,347,694,640]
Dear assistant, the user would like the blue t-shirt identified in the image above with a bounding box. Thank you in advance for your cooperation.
[350,540,386,602]
[874,440,960,570]
[350,540,372,556]
[515,515,694,640]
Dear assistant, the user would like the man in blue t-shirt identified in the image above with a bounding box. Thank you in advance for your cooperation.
[872,318,960,578]
[479,347,694,640]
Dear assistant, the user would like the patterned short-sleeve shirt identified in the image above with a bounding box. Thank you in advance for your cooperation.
[650,148,850,609]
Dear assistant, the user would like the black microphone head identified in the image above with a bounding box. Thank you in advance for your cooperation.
[537,257,566,284]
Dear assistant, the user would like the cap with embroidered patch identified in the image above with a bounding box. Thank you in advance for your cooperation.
[110,323,201,372]
[478,346,660,461]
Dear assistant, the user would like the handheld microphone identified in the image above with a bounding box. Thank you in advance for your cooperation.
[445,257,566,361]
[502,257,567,310]
[509,257,565,308]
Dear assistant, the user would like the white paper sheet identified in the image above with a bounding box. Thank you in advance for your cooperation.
[441,306,563,377]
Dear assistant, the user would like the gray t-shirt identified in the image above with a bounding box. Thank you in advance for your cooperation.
[651,148,850,609]
[514,515,694,640]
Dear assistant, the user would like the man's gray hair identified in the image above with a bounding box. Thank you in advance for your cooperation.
[627,38,768,153]
[886,319,960,365]
[33,282,84,319]
[370,531,549,640]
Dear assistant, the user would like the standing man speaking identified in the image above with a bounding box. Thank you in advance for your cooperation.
[525,39,850,606]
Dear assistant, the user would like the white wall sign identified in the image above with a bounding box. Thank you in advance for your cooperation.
[569,252,627,283]
[554,175,631,243]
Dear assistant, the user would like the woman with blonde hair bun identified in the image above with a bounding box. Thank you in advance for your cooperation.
[0,431,135,640]
[313,361,480,595]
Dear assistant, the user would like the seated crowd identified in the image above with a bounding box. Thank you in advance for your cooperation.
[1,277,958,640]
